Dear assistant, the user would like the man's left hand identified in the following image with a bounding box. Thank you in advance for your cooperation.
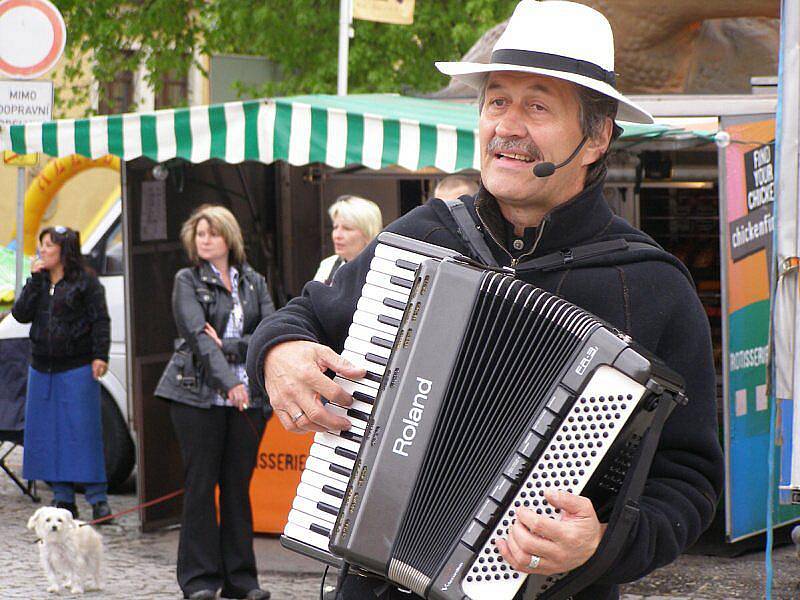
[496,489,607,576]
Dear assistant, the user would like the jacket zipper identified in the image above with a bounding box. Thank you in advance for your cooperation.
[46,279,55,371]
[475,205,550,268]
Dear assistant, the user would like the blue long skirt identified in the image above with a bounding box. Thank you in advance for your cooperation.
[23,364,107,483]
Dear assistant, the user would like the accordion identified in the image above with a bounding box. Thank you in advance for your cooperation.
[282,232,685,600]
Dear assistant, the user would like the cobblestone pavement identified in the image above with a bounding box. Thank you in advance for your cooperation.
[1,447,798,599]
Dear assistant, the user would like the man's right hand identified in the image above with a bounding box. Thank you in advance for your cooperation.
[264,340,366,434]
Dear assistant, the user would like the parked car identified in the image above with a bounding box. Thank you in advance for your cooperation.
[0,198,135,490]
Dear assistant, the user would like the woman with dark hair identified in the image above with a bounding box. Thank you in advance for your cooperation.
[11,226,112,521]
[155,205,274,600]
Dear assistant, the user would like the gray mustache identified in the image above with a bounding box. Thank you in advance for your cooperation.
[486,137,543,161]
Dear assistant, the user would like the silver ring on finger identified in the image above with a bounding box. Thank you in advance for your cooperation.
[527,554,541,570]
[290,411,305,423]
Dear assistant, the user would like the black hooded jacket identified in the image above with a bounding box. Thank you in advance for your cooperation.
[246,178,724,599]
[12,269,110,373]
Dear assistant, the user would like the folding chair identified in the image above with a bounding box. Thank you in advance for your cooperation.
[0,337,40,502]
[0,429,39,502]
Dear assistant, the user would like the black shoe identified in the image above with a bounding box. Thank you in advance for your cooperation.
[55,501,79,519]
[221,589,270,600]
[187,591,217,600]
[91,500,113,524]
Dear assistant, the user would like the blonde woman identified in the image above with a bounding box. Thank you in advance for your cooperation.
[313,195,383,284]
[155,205,273,600]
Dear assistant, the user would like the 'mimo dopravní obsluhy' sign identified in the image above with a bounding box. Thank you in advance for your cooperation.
[0,79,53,128]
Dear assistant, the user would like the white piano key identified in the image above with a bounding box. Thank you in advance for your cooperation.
[333,376,378,402]
[288,508,326,531]
[344,336,391,360]
[293,495,338,524]
[314,431,361,455]
[352,309,399,337]
[311,443,356,471]
[347,323,396,349]
[284,521,331,551]
[369,255,418,280]
[341,349,386,379]
[360,282,410,308]
[325,403,369,431]
[374,243,428,268]
[296,481,344,509]
[366,270,414,297]
[287,508,335,541]
[329,400,373,428]
[305,455,352,484]
[357,296,405,322]
[301,468,347,498]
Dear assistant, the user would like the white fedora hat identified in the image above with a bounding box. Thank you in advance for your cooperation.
[435,0,653,124]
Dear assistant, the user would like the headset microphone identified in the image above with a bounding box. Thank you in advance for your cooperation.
[532,136,589,178]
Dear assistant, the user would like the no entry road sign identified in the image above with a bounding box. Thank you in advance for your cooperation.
[0,0,66,79]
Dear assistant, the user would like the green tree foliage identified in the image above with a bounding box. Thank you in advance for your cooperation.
[54,0,517,114]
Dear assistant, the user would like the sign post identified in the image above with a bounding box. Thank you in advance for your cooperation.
[0,0,65,297]
[15,167,24,296]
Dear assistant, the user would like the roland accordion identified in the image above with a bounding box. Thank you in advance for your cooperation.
[281,232,686,600]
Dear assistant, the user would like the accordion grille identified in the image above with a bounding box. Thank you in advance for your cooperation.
[393,272,597,577]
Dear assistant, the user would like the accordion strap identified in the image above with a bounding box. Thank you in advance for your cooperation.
[441,198,658,272]
[517,239,659,273]
[442,198,500,267]
[535,391,676,600]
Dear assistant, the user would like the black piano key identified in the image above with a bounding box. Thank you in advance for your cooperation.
[335,446,358,461]
[383,298,407,311]
[348,408,372,422]
[389,275,413,289]
[371,335,394,350]
[329,463,352,478]
[395,258,419,271]
[366,352,388,367]
[310,523,331,537]
[364,371,383,384]
[323,484,345,499]
[317,501,340,517]
[352,390,374,405]
[340,430,363,443]
[378,314,402,328]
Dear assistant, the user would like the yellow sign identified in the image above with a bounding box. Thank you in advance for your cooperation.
[354,0,415,25]
[3,151,39,167]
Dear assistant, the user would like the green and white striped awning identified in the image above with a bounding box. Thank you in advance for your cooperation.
[0,94,706,172]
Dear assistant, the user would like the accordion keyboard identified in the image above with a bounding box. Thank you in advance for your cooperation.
[283,240,453,560]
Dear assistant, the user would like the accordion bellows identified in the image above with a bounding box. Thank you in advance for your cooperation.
[282,233,685,600]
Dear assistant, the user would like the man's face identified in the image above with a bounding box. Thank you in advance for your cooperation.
[479,71,594,210]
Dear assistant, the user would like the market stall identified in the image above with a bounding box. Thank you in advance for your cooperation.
[1,94,730,535]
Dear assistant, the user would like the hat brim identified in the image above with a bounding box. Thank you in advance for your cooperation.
[435,61,653,125]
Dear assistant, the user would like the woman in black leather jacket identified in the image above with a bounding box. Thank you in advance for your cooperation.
[155,205,274,600]
[12,226,112,522]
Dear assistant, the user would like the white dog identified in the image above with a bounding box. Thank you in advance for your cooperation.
[27,506,104,594]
